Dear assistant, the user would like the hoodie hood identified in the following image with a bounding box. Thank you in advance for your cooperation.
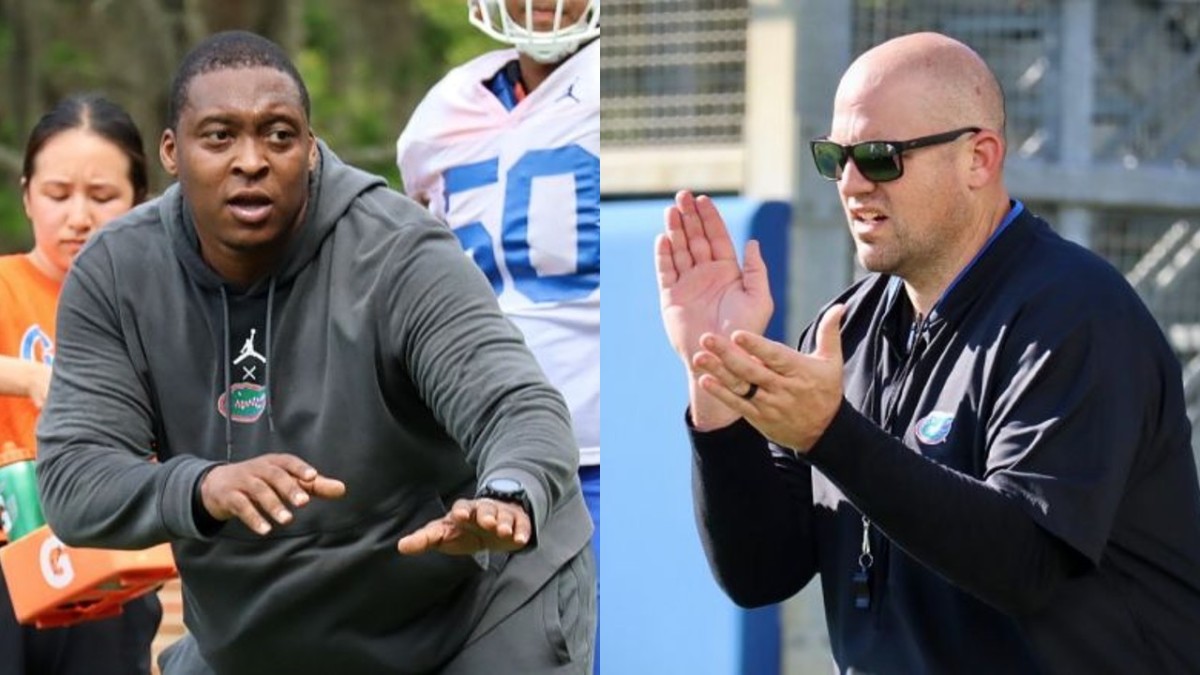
[162,139,385,292]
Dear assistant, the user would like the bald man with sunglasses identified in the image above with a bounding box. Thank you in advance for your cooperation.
[657,31,1200,673]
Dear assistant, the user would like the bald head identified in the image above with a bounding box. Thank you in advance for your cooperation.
[836,32,1005,137]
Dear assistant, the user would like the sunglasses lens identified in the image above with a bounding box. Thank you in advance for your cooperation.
[812,142,846,180]
[852,142,902,182]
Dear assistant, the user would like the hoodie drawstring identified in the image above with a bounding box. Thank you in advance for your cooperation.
[265,277,276,433]
[220,285,233,462]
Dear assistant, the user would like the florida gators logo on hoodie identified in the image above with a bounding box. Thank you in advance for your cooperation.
[218,383,267,423]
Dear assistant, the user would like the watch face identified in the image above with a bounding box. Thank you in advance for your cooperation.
[487,478,523,494]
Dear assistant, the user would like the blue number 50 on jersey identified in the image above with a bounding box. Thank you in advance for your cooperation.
[443,145,600,305]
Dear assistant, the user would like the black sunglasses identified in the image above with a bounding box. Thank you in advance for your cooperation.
[810,127,982,183]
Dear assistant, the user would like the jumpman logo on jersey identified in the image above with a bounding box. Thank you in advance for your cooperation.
[234,328,266,366]
[557,78,581,104]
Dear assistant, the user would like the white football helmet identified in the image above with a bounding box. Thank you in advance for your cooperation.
[469,0,600,64]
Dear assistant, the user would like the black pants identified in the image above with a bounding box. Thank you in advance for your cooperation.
[0,563,163,675]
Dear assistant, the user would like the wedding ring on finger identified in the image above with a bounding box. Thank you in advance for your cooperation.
[740,382,759,400]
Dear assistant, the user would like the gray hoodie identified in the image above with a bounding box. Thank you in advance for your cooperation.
[36,142,591,674]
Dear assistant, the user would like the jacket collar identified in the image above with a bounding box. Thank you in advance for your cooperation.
[879,199,1033,337]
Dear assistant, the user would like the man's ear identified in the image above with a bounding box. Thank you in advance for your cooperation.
[966,129,1004,189]
[308,131,318,172]
[160,128,179,176]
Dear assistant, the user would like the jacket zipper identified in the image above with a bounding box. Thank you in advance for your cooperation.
[860,315,930,615]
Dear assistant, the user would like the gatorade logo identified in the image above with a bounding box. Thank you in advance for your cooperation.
[19,325,54,366]
[39,536,74,589]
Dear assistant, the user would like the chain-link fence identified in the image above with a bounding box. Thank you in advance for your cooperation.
[855,0,1064,161]
[601,0,748,146]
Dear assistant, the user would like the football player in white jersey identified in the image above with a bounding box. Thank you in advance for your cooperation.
[396,1,600,671]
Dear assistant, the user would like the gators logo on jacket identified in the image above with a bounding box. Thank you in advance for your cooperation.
[915,411,955,445]
[218,383,267,423]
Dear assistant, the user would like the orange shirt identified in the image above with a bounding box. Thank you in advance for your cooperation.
[0,254,60,456]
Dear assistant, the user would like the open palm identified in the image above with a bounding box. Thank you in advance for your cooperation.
[656,191,774,361]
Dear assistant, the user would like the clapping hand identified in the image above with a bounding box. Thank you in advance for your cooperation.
[691,305,847,453]
[655,190,774,429]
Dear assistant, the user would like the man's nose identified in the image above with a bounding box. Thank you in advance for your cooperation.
[232,138,269,177]
[838,157,878,196]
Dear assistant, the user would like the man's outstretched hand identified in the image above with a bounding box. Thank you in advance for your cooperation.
[397,498,531,556]
[199,453,346,535]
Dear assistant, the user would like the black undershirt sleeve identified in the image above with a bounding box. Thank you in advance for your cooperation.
[688,415,819,607]
[191,465,225,536]
[804,399,1088,616]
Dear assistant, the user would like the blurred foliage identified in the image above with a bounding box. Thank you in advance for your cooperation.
[0,0,501,253]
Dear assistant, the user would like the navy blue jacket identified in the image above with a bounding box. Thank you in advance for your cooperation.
[692,203,1200,674]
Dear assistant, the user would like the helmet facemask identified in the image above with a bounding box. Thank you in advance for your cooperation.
[469,0,600,64]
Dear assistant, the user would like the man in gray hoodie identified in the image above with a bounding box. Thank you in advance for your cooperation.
[35,30,594,675]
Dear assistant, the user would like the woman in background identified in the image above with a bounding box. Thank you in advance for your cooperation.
[0,93,161,675]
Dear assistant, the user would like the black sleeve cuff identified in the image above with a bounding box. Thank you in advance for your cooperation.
[191,466,225,537]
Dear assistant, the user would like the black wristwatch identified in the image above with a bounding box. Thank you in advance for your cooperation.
[477,477,530,515]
